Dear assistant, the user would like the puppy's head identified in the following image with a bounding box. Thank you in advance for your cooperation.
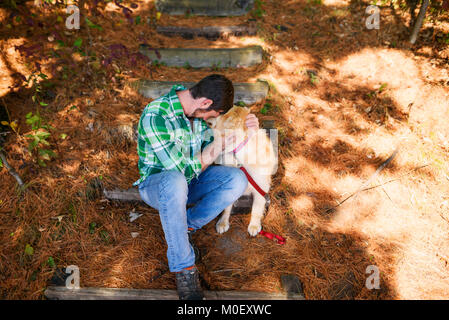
[205,105,251,132]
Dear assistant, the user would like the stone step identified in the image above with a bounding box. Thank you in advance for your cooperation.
[156,25,257,40]
[139,45,263,68]
[134,80,268,106]
[155,0,254,17]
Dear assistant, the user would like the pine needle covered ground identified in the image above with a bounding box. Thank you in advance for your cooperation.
[0,0,448,299]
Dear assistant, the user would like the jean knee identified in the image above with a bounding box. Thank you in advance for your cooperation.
[229,167,248,195]
[161,171,188,200]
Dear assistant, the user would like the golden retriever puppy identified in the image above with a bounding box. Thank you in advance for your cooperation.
[206,106,277,236]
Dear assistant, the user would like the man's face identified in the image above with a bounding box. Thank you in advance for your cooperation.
[189,108,222,121]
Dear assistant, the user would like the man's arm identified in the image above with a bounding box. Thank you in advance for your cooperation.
[140,113,195,173]
[197,134,236,172]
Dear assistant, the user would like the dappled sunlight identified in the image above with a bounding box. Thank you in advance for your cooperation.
[1,0,448,300]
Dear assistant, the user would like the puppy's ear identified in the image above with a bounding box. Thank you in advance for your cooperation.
[248,105,258,113]
[206,117,217,128]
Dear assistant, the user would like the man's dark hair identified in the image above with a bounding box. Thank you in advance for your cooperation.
[189,74,234,114]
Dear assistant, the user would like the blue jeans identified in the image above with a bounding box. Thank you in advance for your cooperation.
[138,165,248,272]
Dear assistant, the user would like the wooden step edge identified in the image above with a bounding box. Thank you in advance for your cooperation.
[138,45,263,68]
[133,80,268,105]
[44,285,304,300]
[155,0,255,17]
[156,25,257,39]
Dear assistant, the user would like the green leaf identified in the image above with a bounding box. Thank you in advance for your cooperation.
[89,222,97,234]
[39,101,48,106]
[60,133,68,140]
[135,16,141,25]
[28,140,38,152]
[73,38,83,48]
[39,149,55,161]
[47,256,56,268]
[100,230,110,243]
[36,131,51,140]
[37,159,47,167]
[24,244,34,256]
[378,83,388,92]
[260,102,272,115]
[85,18,102,30]
[56,40,65,48]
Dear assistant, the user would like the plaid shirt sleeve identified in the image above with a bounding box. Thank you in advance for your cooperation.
[139,112,200,175]
[201,125,215,151]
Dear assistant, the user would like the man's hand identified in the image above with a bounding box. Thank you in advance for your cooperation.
[199,133,237,171]
[245,113,259,138]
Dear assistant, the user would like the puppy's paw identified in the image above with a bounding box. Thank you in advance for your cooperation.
[247,223,262,237]
[216,219,230,234]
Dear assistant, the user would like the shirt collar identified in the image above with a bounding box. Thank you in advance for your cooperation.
[168,84,187,117]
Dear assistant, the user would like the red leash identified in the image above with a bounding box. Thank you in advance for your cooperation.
[239,166,269,201]
[234,136,286,245]
[259,230,286,245]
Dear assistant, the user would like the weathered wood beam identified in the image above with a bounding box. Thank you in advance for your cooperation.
[155,0,254,17]
[139,45,263,68]
[45,286,304,300]
[134,80,269,106]
[156,25,257,40]
[103,187,253,214]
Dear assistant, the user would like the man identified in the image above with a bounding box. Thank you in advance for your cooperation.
[133,74,259,300]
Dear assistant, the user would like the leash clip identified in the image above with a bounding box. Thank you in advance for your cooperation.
[264,193,271,205]
[259,230,286,245]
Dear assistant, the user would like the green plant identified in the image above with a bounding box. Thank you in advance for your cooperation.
[24,111,56,167]
[100,230,110,243]
[183,61,192,69]
[378,83,388,93]
[47,256,56,268]
[308,71,319,85]
[85,17,102,30]
[252,0,265,18]
[89,222,97,234]
[260,102,272,114]
[1,119,19,134]
[24,72,50,107]
[24,244,34,256]
[211,61,222,71]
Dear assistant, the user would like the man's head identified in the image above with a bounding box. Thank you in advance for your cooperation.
[183,74,234,121]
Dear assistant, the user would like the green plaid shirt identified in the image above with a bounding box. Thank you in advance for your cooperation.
[133,84,214,186]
